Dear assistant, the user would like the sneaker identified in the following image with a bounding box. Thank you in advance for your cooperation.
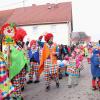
[68,85,72,88]
[56,82,59,88]
[45,86,50,92]
[34,80,40,83]
[27,80,33,84]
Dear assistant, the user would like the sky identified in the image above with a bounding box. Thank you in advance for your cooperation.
[0,0,100,42]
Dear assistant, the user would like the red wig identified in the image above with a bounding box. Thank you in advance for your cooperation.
[30,40,36,47]
[13,28,27,42]
[44,33,53,42]
[1,23,16,34]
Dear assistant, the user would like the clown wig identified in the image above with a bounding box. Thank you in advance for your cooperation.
[44,33,53,42]
[30,40,36,47]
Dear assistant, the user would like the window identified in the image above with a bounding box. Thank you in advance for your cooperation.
[50,24,56,33]
[32,26,38,34]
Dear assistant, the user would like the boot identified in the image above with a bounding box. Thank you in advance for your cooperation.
[56,82,60,88]
[34,80,40,83]
[59,73,63,79]
[97,80,100,91]
[45,86,50,92]
[68,85,72,88]
[27,80,33,84]
[92,80,97,90]
[4,96,11,100]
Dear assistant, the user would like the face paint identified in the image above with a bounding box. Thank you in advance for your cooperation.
[48,40,53,45]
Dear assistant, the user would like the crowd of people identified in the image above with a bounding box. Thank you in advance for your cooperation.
[0,23,100,100]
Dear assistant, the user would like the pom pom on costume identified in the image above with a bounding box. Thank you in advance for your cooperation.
[30,40,36,47]
[38,35,43,40]
[93,49,99,54]
[13,28,27,42]
[44,33,53,42]
[64,55,69,61]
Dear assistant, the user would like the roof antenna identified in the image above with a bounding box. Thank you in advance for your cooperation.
[23,0,25,7]
[23,0,25,11]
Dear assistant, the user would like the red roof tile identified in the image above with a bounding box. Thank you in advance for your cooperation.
[0,2,72,26]
[0,9,14,26]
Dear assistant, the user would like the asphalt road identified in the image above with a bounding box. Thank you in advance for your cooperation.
[22,59,100,100]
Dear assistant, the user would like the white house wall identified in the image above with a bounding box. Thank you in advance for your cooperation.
[20,23,69,45]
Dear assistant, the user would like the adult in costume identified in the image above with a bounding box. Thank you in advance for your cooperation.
[91,49,100,91]
[1,23,28,99]
[10,28,28,99]
[38,33,59,91]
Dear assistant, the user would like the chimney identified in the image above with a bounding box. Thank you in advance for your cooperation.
[46,3,52,9]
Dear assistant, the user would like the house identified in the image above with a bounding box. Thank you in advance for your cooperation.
[0,2,72,45]
[70,32,91,44]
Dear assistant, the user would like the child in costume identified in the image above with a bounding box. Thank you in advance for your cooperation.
[0,51,14,99]
[27,40,40,84]
[57,56,69,79]
[67,51,80,88]
[39,33,59,91]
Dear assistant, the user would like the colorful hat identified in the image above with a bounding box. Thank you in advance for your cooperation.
[44,33,53,42]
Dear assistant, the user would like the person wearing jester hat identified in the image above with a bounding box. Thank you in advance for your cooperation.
[38,33,59,91]
[27,39,40,84]
[0,51,15,99]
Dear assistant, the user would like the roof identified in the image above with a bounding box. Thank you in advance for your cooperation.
[71,32,91,41]
[0,9,14,26]
[0,2,72,26]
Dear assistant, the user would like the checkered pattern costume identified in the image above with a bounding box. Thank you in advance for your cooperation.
[67,59,80,86]
[11,73,21,97]
[28,49,39,81]
[39,43,59,87]
[20,67,27,88]
[11,45,27,97]
[0,58,14,99]
[29,62,39,81]
[44,58,59,86]
[67,59,79,76]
